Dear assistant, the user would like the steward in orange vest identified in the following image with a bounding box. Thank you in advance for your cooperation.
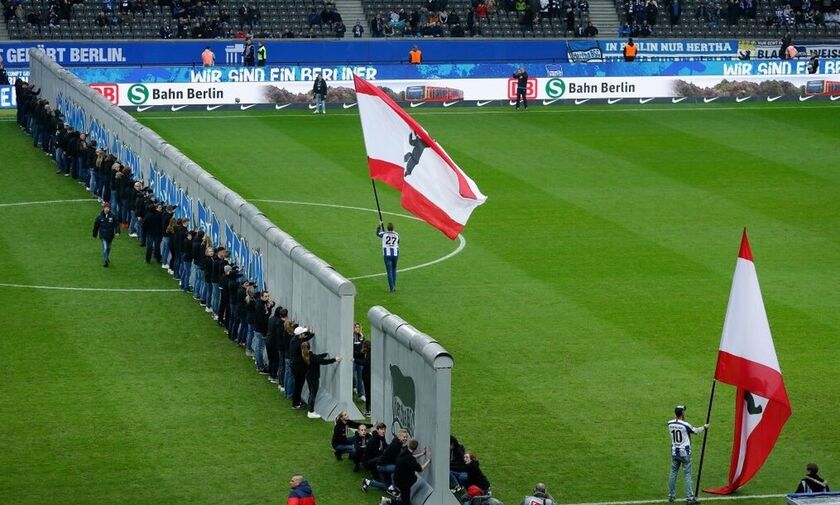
[409,46,422,64]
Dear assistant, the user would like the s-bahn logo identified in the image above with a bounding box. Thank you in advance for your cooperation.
[507,78,537,99]
[89,83,119,105]
[127,84,149,105]
[545,78,567,98]
[389,364,416,438]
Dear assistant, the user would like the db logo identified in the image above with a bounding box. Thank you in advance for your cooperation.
[90,83,119,105]
[507,78,537,99]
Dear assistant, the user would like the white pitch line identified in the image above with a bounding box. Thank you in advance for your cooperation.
[562,494,786,505]
[135,103,840,121]
[251,199,466,279]
[0,282,181,292]
[0,198,179,293]
[0,198,91,207]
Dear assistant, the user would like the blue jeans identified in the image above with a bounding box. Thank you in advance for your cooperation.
[180,261,192,290]
[253,332,266,370]
[371,464,396,490]
[384,255,398,291]
[191,263,203,295]
[160,237,170,267]
[211,282,221,313]
[54,147,65,173]
[334,443,355,457]
[202,279,213,305]
[101,239,112,264]
[245,323,254,351]
[668,450,695,501]
[283,358,294,398]
[449,471,467,488]
[354,363,366,397]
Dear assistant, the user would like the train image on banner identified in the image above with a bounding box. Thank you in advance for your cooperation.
[405,85,465,102]
[805,79,840,95]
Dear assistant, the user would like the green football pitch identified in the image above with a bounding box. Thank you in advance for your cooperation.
[1,103,838,505]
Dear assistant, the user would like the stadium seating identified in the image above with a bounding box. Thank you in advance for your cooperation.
[4,0,350,39]
[613,0,840,39]
[3,0,838,38]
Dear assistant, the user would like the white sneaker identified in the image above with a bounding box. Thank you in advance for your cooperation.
[278,386,285,392]
[204,307,212,313]
[269,377,279,384]
[359,395,366,402]
[379,497,392,505]
[307,411,321,419]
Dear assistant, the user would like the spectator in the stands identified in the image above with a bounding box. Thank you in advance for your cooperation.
[370,12,384,36]
[646,0,658,25]
[281,26,295,37]
[640,19,652,35]
[585,21,599,35]
[334,20,346,37]
[619,21,631,35]
[725,0,739,25]
[574,23,585,35]
[352,19,364,36]
[450,21,465,36]
[564,5,574,30]
[668,0,681,24]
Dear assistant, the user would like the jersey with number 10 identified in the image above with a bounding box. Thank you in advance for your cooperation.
[667,419,701,456]
[377,230,400,257]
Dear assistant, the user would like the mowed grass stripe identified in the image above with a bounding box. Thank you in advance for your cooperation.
[0,122,385,505]
[137,105,840,501]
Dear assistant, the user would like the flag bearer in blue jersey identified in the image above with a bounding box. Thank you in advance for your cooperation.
[377,222,399,292]
[668,405,708,505]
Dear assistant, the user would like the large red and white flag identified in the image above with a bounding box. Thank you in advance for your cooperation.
[706,230,791,495]
[353,75,487,239]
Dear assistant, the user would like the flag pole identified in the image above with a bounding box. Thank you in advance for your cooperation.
[694,379,717,497]
[370,178,384,227]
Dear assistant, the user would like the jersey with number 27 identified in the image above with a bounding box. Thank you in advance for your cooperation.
[378,230,399,257]
[668,419,700,456]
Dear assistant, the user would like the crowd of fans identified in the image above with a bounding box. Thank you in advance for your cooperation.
[362,0,593,37]
[618,0,838,34]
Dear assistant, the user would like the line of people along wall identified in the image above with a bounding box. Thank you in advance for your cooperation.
[55,89,266,287]
[28,48,360,420]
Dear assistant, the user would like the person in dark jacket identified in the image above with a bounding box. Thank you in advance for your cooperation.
[352,322,367,401]
[180,228,194,291]
[92,202,120,266]
[301,341,341,419]
[275,308,290,392]
[266,306,284,382]
[286,474,317,505]
[360,340,372,416]
[363,428,409,494]
[253,289,274,373]
[794,463,830,493]
[190,231,205,296]
[352,423,372,472]
[218,264,237,332]
[384,439,432,505]
[142,201,163,264]
[363,422,389,477]
[455,451,491,500]
[312,73,328,114]
[448,435,467,490]
[289,325,315,409]
[332,410,362,460]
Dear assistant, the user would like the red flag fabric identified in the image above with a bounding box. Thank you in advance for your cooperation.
[353,75,487,239]
[705,230,791,495]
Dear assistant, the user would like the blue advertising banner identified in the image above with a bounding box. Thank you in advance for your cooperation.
[68,59,840,86]
[0,85,16,109]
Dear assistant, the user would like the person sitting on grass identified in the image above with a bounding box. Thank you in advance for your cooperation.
[332,410,362,460]
[363,422,389,477]
[362,428,409,495]
[452,451,491,501]
[352,424,372,471]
